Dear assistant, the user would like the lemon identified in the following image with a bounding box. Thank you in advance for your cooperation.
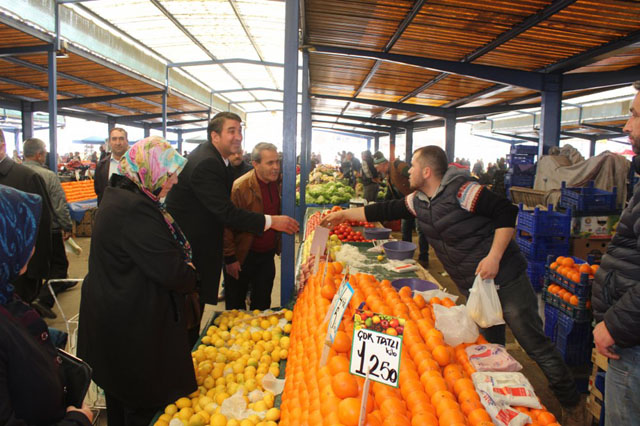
[165,404,179,415]
[176,397,192,409]
[244,378,257,392]
[284,310,293,321]
[263,392,274,408]
[247,414,260,424]
[239,420,253,426]
[227,420,240,426]
[264,422,277,426]
[210,413,227,426]
[153,421,168,426]
[279,336,290,349]
[215,392,229,405]
[269,316,278,326]
[261,331,271,341]
[268,366,279,377]
[201,336,212,345]
[270,350,280,363]
[178,407,194,421]
[260,319,270,329]
[279,349,288,360]
[253,400,267,412]
[189,413,207,426]
[203,402,217,416]
[265,408,280,422]
[283,324,292,333]
[159,414,172,422]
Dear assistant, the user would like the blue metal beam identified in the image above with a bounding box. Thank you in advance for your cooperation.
[374,135,380,152]
[20,102,33,141]
[214,87,284,94]
[539,75,562,156]
[311,45,545,90]
[169,59,285,68]
[149,118,209,128]
[473,134,521,145]
[115,109,210,123]
[312,112,410,128]
[143,123,150,138]
[47,50,57,171]
[313,127,377,139]
[581,123,623,133]
[563,66,640,91]
[162,90,168,138]
[444,114,456,162]
[300,51,311,225]
[389,128,396,160]
[281,0,298,306]
[312,119,394,133]
[177,130,183,153]
[405,123,413,162]
[0,44,53,57]
[32,90,165,111]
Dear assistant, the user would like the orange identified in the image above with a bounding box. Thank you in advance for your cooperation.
[453,378,475,396]
[562,292,572,303]
[457,389,480,405]
[562,257,575,267]
[430,389,455,407]
[424,376,447,397]
[429,297,442,305]
[437,408,466,426]
[432,345,451,367]
[364,414,383,426]
[467,408,492,425]
[379,398,407,418]
[549,261,558,270]
[426,335,444,351]
[434,397,460,417]
[405,391,431,414]
[331,371,359,399]
[569,295,579,306]
[328,355,350,375]
[441,298,455,307]
[337,397,360,426]
[591,264,599,275]
[411,412,438,426]
[414,294,426,308]
[579,263,591,275]
[460,399,484,416]
[321,283,336,300]
[537,411,557,425]
[332,331,351,353]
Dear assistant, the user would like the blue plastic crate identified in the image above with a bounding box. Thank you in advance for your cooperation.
[560,181,618,213]
[527,260,547,292]
[517,232,569,261]
[541,287,591,321]
[505,173,535,188]
[518,204,571,237]
[507,153,536,166]
[555,312,593,365]
[544,303,559,341]
[509,163,536,176]
[510,145,538,156]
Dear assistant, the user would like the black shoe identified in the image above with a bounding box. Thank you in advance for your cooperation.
[32,300,57,319]
[52,280,78,292]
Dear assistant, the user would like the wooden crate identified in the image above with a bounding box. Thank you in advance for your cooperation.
[510,186,547,207]
[591,348,608,371]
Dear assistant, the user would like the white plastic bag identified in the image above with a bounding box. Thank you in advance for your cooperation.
[466,275,505,328]
[472,372,542,409]
[475,388,532,426]
[433,304,479,347]
[465,344,522,372]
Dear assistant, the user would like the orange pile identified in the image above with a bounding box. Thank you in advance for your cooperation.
[280,262,560,426]
[549,256,598,284]
[61,180,97,202]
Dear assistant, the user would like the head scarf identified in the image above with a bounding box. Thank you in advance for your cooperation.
[0,185,42,304]
[118,136,192,263]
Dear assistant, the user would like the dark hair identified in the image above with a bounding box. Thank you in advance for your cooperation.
[109,127,128,140]
[23,138,47,158]
[207,112,242,143]
[634,81,640,91]
[414,146,448,178]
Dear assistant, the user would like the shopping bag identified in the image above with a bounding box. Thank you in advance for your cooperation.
[433,304,479,347]
[466,275,505,328]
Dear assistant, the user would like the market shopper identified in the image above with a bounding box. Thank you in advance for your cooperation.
[77,137,197,425]
[361,150,380,202]
[229,148,253,180]
[0,129,53,304]
[322,146,583,422]
[223,143,282,310]
[592,81,640,425]
[22,138,77,319]
[166,112,299,312]
[373,151,429,265]
[94,127,129,205]
[0,185,93,426]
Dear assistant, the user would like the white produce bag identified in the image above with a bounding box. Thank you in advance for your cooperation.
[433,304,479,347]
[466,275,505,328]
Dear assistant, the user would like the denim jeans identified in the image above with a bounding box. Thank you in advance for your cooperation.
[480,272,580,406]
[605,345,640,425]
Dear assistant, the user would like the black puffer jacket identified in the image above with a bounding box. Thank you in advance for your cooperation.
[593,157,640,347]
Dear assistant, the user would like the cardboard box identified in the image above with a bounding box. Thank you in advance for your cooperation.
[570,236,611,263]
[571,215,619,237]
[591,348,608,372]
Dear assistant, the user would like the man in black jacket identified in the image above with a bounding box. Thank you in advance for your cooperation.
[322,146,582,423]
[166,112,298,311]
[0,130,53,303]
[94,128,128,205]
[592,81,640,424]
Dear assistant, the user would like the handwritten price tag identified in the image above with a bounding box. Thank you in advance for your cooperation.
[349,310,404,388]
[326,281,354,343]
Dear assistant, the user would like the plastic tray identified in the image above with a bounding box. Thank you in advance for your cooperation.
[516,232,569,261]
[527,260,547,292]
[542,286,591,321]
[559,181,617,213]
[555,312,593,365]
[544,303,559,341]
[505,173,535,188]
[517,204,571,237]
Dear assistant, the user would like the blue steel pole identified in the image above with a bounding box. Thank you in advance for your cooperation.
[444,113,456,162]
[374,135,379,152]
[162,89,168,139]
[299,50,311,226]
[405,123,414,162]
[47,50,58,172]
[367,137,371,152]
[177,129,183,153]
[21,102,34,141]
[281,0,299,306]
[539,75,562,157]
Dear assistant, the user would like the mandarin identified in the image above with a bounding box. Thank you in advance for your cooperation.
[331,371,359,399]
[337,397,360,426]
[467,408,492,425]
[332,331,351,353]
[411,412,438,426]
[328,355,350,375]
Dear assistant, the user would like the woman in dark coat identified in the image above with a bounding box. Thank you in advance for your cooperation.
[77,137,197,426]
[0,184,93,425]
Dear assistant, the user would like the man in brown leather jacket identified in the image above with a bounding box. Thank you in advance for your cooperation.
[223,143,282,310]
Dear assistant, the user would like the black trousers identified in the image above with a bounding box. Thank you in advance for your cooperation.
[105,392,159,426]
[38,231,70,307]
[224,250,276,311]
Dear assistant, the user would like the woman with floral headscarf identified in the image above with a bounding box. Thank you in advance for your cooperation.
[77,137,197,425]
[0,185,93,425]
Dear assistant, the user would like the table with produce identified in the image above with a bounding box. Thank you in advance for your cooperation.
[152,205,562,426]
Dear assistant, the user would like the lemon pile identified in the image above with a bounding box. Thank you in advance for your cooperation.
[154,309,294,426]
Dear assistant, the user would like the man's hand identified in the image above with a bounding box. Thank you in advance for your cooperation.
[475,254,500,279]
[320,210,348,228]
[67,404,93,423]
[594,321,619,359]
[271,215,299,234]
[62,231,73,241]
[225,261,242,280]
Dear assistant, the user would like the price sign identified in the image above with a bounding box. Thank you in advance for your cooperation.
[350,309,404,388]
[327,281,354,343]
[310,226,330,274]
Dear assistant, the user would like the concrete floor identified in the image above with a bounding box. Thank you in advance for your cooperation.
[47,233,569,422]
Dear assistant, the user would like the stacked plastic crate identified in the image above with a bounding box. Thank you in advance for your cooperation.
[516,204,571,292]
[505,145,537,198]
[542,255,593,366]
